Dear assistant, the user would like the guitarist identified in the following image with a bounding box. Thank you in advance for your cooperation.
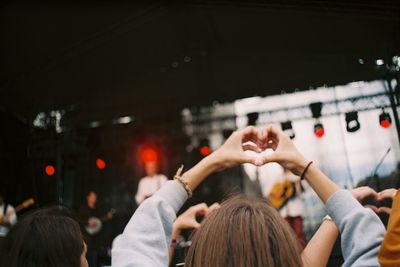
[269,168,306,248]
[0,193,17,239]
[78,191,113,267]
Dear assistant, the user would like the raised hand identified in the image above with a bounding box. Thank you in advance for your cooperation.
[172,203,220,236]
[210,126,263,171]
[256,124,308,176]
[174,203,209,230]
[351,186,379,202]
[351,186,380,212]
[377,188,398,214]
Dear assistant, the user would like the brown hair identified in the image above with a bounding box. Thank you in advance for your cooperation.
[185,195,303,267]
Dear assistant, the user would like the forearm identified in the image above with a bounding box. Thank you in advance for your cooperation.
[302,219,339,267]
[181,154,219,192]
[301,162,340,204]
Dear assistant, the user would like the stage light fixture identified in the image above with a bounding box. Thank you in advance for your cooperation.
[199,138,211,156]
[310,102,323,119]
[309,102,325,138]
[96,158,106,170]
[379,110,392,128]
[246,112,259,126]
[314,122,325,138]
[375,59,384,66]
[345,111,361,132]
[45,165,55,176]
[281,121,295,139]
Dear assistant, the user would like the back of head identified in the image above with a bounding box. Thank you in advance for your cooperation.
[0,207,84,267]
[185,195,303,267]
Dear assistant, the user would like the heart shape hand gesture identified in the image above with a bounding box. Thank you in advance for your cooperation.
[211,124,308,175]
[351,186,398,214]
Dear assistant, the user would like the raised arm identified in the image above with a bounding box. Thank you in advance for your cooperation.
[259,124,385,267]
[302,218,339,267]
[112,126,259,267]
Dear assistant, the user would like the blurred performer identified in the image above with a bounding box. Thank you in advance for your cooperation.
[269,168,306,248]
[135,162,168,205]
[79,191,113,267]
[0,194,17,239]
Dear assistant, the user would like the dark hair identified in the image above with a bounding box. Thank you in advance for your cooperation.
[185,195,303,267]
[0,207,84,267]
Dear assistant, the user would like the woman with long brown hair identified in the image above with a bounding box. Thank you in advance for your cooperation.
[113,124,385,267]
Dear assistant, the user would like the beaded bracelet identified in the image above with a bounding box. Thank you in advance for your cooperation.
[174,165,193,198]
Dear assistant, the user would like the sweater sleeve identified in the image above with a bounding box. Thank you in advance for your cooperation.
[378,190,400,267]
[112,181,188,267]
[325,190,385,267]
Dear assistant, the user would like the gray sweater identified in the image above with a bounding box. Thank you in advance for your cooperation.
[112,181,385,267]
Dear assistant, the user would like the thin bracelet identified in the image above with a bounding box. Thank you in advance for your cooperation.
[300,161,313,180]
[174,165,193,198]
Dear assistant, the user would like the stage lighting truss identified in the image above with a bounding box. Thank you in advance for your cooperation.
[183,92,393,136]
[281,121,295,139]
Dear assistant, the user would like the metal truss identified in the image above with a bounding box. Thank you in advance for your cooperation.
[184,92,397,136]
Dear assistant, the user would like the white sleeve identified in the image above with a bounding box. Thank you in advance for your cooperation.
[135,179,145,205]
[112,181,187,267]
[326,190,385,267]
[160,175,168,185]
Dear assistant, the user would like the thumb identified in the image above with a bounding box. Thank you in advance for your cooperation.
[240,154,257,165]
[257,153,280,166]
[191,219,201,229]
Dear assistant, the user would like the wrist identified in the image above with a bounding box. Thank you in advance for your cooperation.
[292,156,309,176]
[203,152,224,172]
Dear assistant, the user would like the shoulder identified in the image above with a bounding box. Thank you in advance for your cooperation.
[139,176,151,184]
[158,174,168,180]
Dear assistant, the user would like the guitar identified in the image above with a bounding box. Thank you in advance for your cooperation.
[269,180,296,210]
[85,208,115,235]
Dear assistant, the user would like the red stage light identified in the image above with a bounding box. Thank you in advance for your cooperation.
[314,123,325,138]
[199,146,211,156]
[96,158,106,170]
[45,165,55,176]
[315,127,325,138]
[379,110,392,128]
[140,147,158,164]
[380,119,391,128]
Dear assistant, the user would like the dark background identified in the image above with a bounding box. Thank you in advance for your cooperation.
[0,0,399,215]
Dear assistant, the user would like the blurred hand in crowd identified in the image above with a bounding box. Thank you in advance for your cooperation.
[351,186,398,215]
[377,188,398,215]
[173,202,220,235]
[211,126,262,171]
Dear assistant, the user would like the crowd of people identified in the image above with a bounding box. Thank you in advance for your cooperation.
[0,124,399,266]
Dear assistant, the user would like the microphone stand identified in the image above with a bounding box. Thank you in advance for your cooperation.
[366,147,391,192]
